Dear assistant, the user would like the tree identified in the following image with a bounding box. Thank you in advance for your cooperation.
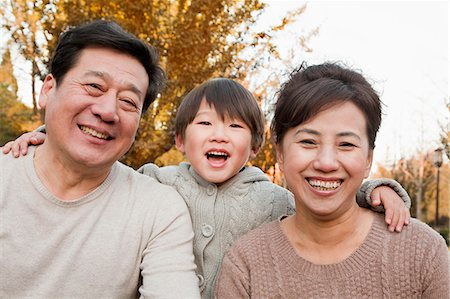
[373,151,449,225]
[0,47,40,145]
[2,0,313,169]
[0,0,55,116]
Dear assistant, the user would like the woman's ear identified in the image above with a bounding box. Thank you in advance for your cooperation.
[275,144,284,172]
[364,150,374,178]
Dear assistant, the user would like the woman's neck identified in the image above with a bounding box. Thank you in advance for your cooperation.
[281,203,375,264]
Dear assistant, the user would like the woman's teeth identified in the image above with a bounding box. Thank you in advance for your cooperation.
[308,179,341,191]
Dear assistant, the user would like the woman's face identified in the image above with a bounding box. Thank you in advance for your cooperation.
[277,101,373,219]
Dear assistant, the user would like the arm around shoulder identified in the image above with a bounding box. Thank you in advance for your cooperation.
[357,178,411,212]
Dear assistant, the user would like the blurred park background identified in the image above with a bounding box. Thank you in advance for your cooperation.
[0,0,448,242]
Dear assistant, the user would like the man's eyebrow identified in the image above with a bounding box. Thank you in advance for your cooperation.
[84,70,143,97]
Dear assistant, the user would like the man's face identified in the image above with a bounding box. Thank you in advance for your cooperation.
[39,47,149,170]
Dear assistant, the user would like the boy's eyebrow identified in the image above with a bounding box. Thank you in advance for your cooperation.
[84,70,143,97]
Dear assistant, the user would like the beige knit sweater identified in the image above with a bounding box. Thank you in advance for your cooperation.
[215,213,449,298]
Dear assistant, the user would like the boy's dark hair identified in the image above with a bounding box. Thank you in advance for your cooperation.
[50,20,166,112]
[175,78,265,151]
[271,62,382,149]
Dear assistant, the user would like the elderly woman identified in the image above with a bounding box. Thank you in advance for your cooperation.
[215,63,449,298]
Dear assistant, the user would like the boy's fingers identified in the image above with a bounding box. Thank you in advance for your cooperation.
[404,207,411,225]
[384,206,393,225]
[11,141,22,158]
[389,208,400,232]
[395,211,406,232]
[371,191,381,206]
[1,141,13,154]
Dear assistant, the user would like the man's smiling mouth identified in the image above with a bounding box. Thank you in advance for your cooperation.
[79,125,110,140]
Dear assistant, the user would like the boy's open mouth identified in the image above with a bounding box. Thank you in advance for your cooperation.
[206,151,229,162]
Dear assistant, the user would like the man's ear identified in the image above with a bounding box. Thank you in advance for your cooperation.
[175,134,185,153]
[39,74,56,109]
[364,150,374,178]
[275,144,284,172]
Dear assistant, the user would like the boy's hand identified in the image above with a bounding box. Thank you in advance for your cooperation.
[370,186,410,232]
[1,132,46,157]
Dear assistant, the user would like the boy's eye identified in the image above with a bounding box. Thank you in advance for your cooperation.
[197,121,211,125]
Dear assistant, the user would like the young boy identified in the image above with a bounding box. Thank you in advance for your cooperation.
[2,78,410,299]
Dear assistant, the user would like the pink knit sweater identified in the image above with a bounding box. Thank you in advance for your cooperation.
[215,213,449,298]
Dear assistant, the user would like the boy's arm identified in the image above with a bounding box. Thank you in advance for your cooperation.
[357,178,411,232]
[1,125,46,157]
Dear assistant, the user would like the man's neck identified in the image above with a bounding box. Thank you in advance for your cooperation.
[33,145,112,200]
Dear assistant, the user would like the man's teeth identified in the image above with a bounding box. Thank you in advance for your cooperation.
[80,126,109,140]
[308,179,341,191]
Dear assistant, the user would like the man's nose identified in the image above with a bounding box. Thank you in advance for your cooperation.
[91,91,119,123]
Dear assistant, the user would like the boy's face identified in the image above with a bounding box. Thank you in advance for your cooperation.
[176,99,257,184]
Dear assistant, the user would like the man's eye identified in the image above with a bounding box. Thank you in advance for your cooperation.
[85,83,104,95]
[86,83,102,90]
[120,98,138,108]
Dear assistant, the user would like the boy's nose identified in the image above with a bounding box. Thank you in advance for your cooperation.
[209,124,229,143]
[312,146,339,172]
[91,91,120,123]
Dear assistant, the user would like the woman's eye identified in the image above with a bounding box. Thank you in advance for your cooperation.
[230,123,243,128]
[339,142,356,148]
[299,139,316,145]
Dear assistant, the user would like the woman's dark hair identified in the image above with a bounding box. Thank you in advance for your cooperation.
[175,78,265,151]
[50,20,166,112]
[271,62,382,149]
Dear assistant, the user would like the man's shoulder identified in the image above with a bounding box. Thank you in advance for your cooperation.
[116,162,186,205]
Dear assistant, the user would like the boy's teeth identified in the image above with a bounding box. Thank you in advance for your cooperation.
[80,126,109,140]
[308,179,341,191]
[208,151,227,156]
[206,151,228,160]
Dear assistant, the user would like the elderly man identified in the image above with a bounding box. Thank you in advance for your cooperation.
[0,20,200,298]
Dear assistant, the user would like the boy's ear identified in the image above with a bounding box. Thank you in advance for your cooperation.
[39,74,56,109]
[249,147,260,160]
[175,134,185,153]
